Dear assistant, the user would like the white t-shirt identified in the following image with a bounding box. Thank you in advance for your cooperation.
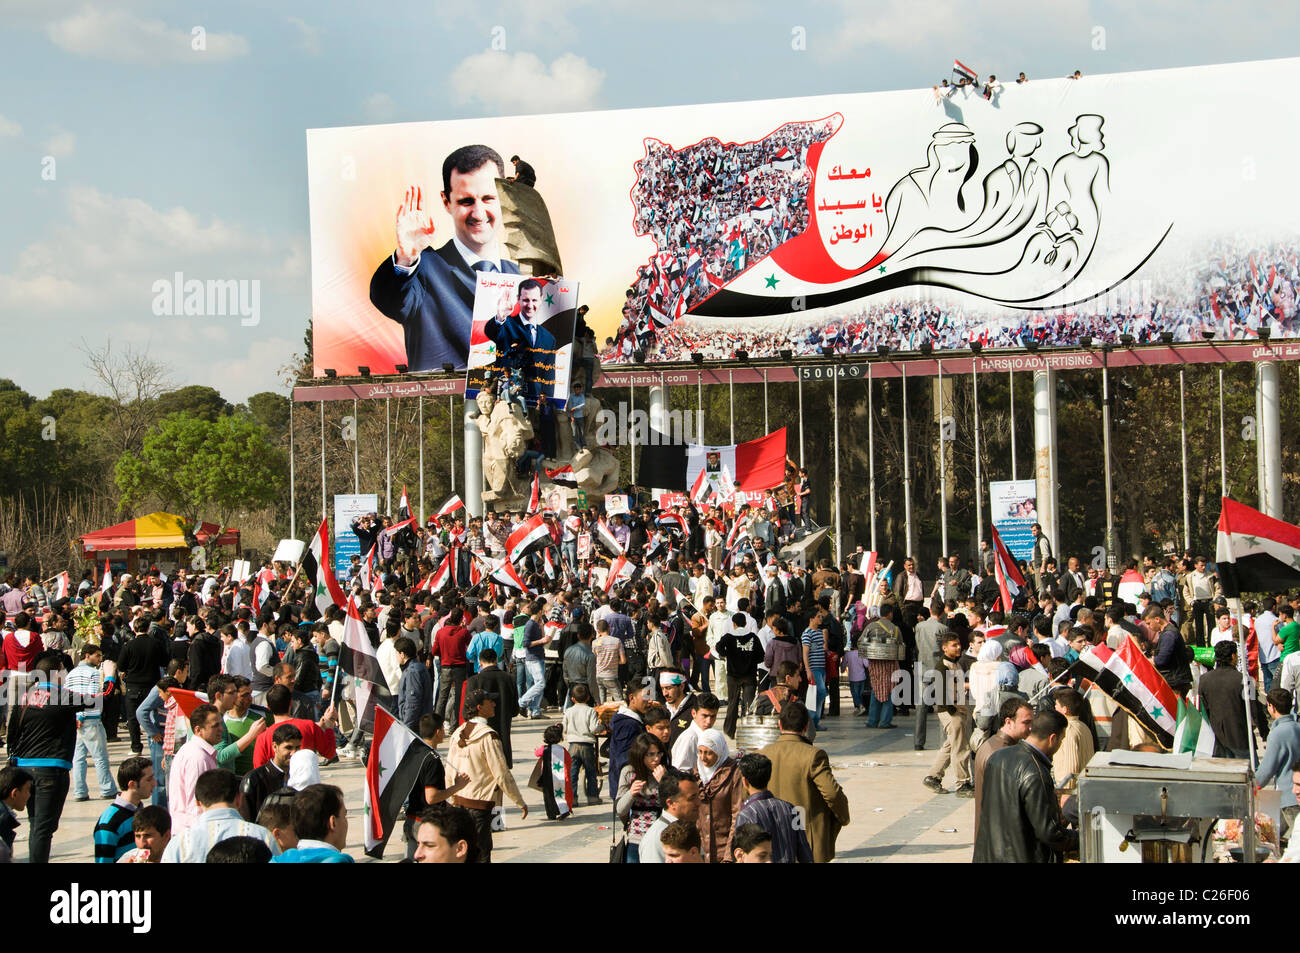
[1256,611,1280,664]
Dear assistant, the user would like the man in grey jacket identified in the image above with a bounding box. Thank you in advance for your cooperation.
[562,622,599,710]
[913,600,951,751]
[1256,688,1300,839]
[395,636,433,732]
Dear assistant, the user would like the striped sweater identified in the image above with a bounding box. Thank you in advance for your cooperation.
[93,797,138,863]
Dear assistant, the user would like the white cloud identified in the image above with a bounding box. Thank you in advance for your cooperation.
[363,92,396,122]
[286,15,321,56]
[449,50,604,114]
[0,186,307,400]
[0,114,21,136]
[47,7,250,64]
[43,130,75,157]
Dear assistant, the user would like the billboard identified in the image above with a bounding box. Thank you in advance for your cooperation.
[466,273,579,409]
[333,493,378,579]
[989,479,1038,561]
[307,58,1300,377]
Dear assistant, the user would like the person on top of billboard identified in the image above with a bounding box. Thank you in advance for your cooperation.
[368,144,522,373]
[483,278,557,402]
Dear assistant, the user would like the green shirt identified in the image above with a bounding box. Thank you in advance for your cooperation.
[222,712,261,776]
[1280,620,1300,662]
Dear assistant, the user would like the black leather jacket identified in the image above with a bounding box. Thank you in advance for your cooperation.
[973,740,1077,863]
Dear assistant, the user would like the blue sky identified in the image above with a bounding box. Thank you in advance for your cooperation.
[1,0,1295,401]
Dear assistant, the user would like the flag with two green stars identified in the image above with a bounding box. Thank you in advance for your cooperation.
[364,703,436,858]
[1063,637,1176,750]
[1215,497,1300,598]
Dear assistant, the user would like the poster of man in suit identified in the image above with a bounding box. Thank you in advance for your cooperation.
[368,144,523,372]
[465,274,580,410]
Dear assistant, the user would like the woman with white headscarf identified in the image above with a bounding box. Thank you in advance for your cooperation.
[693,728,744,863]
[287,748,321,790]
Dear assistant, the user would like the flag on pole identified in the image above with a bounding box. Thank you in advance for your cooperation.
[604,554,637,594]
[54,572,69,601]
[506,513,551,565]
[989,524,1027,611]
[1215,497,1300,597]
[1173,696,1217,758]
[489,559,532,595]
[952,58,978,83]
[363,704,435,858]
[543,548,557,580]
[528,472,541,515]
[339,595,390,733]
[1062,641,1176,750]
[303,519,347,620]
[360,545,376,592]
[397,485,412,522]
[435,495,465,519]
[100,558,113,595]
[655,513,688,536]
[426,554,453,594]
[167,688,210,722]
[594,519,625,556]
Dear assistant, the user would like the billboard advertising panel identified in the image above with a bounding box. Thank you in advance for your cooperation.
[307,58,1300,377]
[989,480,1038,561]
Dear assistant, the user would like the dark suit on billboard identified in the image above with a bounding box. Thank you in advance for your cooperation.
[368,241,520,372]
[483,313,558,402]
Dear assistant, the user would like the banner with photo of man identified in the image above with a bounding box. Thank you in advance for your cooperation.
[465,273,579,410]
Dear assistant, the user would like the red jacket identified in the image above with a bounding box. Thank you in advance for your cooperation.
[2,629,44,671]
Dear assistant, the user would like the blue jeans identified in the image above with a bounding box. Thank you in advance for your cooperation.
[562,540,578,573]
[811,669,827,727]
[868,693,895,727]
[1263,658,1280,694]
[568,742,599,798]
[849,680,866,709]
[626,841,640,863]
[147,737,169,808]
[515,657,530,701]
[72,719,116,799]
[519,658,546,715]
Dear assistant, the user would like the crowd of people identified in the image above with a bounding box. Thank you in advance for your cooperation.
[602,238,1300,364]
[2,486,1299,865]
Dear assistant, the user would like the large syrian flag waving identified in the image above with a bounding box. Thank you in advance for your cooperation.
[638,427,788,494]
[363,704,434,858]
[100,557,112,594]
[436,494,465,519]
[489,559,532,595]
[303,519,347,620]
[507,513,551,565]
[990,524,1027,610]
[53,571,69,601]
[397,485,412,522]
[1216,497,1300,597]
[1064,640,1176,750]
[604,554,638,594]
[338,595,390,733]
[594,519,625,556]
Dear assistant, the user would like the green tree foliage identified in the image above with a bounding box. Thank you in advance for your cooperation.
[115,412,287,554]
[154,385,229,422]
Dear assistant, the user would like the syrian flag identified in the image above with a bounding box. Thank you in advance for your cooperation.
[167,688,210,722]
[771,147,797,171]
[507,513,551,565]
[990,524,1027,610]
[655,513,688,536]
[594,519,625,556]
[689,468,711,504]
[640,427,788,495]
[303,519,347,620]
[339,595,390,732]
[604,554,637,594]
[436,495,465,519]
[490,559,532,595]
[1215,497,1300,598]
[360,545,377,592]
[363,705,435,858]
[469,552,483,587]
[54,572,69,601]
[426,554,453,594]
[539,744,574,819]
[655,578,669,606]
[1173,696,1217,758]
[528,472,541,515]
[100,558,113,594]
[251,574,272,617]
[545,464,578,487]
[543,547,557,580]
[952,58,977,83]
[398,485,412,522]
[1064,641,1176,750]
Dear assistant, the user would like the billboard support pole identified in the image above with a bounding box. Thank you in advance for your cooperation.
[1218,367,1227,500]
[867,365,876,553]
[728,370,735,445]
[973,363,983,561]
[1033,367,1058,562]
[1102,349,1116,568]
[763,368,769,434]
[1180,368,1190,550]
[697,372,703,444]
[385,397,391,516]
[464,402,482,519]
[289,399,296,542]
[449,396,456,497]
[630,380,636,487]
[418,396,424,524]
[938,361,948,558]
[833,364,842,563]
[902,363,913,560]
[797,373,804,468]
[352,398,359,494]
[1258,360,1282,518]
[319,401,326,523]
[648,379,665,436]
[1008,369,1017,481]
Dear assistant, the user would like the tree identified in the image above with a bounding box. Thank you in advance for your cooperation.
[154,385,229,422]
[82,341,171,458]
[115,412,287,561]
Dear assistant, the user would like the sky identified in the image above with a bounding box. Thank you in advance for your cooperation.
[1,0,1296,402]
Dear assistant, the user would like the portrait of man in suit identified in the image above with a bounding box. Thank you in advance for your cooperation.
[368,143,521,372]
[483,277,558,403]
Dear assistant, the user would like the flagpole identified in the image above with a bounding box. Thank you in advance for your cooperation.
[973,361,983,561]
[1180,368,1190,551]
[352,397,359,494]
[385,396,392,516]
[797,371,804,468]
[630,379,637,488]
[1227,594,1259,771]
[728,370,735,445]
[289,398,296,542]
[320,401,326,523]
[763,368,769,434]
[697,370,704,444]
[1218,367,1227,499]
[902,362,913,559]
[418,396,425,525]
[938,360,948,558]
[1102,346,1115,567]
[449,395,456,499]
[867,364,877,553]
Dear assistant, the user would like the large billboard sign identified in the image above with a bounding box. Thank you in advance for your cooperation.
[307,58,1300,377]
